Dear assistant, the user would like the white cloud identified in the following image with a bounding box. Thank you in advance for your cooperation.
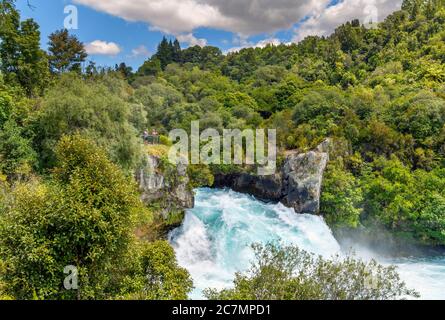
[226,37,282,54]
[74,0,403,48]
[73,0,330,36]
[85,40,121,56]
[255,38,282,48]
[177,33,208,47]
[74,0,229,35]
[293,0,403,42]
[130,45,150,58]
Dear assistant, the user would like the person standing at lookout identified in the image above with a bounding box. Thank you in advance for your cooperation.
[151,129,159,144]
[143,130,149,145]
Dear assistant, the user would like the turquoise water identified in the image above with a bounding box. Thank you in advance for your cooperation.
[169,188,445,300]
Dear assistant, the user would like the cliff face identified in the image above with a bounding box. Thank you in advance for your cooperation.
[214,140,330,214]
[214,172,283,202]
[281,149,329,214]
[136,154,194,227]
[136,140,329,219]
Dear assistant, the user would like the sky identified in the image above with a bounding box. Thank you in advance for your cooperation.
[16,0,403,70]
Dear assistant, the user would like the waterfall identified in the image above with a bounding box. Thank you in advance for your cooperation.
[170,188,445,300]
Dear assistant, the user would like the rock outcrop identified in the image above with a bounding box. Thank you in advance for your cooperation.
[214,172,283,202]
[214,140,330,214]
[136,154,194,226]
[281,149,329,213]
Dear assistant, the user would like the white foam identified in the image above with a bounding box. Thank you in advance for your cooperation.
[170,188,445,300]
[170,188,341,299]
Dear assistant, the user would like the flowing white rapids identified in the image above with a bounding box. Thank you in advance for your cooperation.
[169,188,445,300]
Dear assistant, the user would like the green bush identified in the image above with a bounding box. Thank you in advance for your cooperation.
[0,135,193,300]
[205,243,419,300]
[361,158,445,245]
[159,135,173,147]
[35,73,141,171]
[187,164,214,188]
[321,163,363,228]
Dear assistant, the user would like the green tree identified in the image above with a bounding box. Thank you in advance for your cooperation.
[124,241,193,300]
[48,29,87,74]
[0,135,193,300]
[0,135,142,299]
[205,243,418,300]
[172,39,182,63]
[137,58,162,77]
[187,164,215,188]
[155,37,174,70]
[321,164,363,228]
[0,119,37,178]
[115,62,133,79]
[414,193,445,244]
[0,1,20,76]
[0,2,49,95]
[35,73,141,170]
[0,79,37,179]
[0,84,13,127]
[388,91,445,142]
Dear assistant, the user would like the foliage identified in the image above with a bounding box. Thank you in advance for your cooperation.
[0,85,13,127]
[0,81,36,179]
[361,157,445,245]
[35,73,141,171]
[0,1,48,96]
[47,29,87,74]
[146,144,170,160]
[123,241,193,300]
[187,164,215,188]
[205,243,419,300]
[0,119,37,178]
[0,135,192,300]
[321,163,363,228]
[0,135,141,299]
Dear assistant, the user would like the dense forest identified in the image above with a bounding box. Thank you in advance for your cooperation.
[0,0,444,299]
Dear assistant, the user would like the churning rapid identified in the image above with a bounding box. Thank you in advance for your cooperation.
[169,188,445,300]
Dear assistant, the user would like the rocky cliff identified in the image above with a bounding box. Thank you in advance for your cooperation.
[214,140,330,214]
[136,140,330,221]
[136,153,194,228]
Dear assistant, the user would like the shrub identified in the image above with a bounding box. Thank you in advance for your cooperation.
[0,135,141,299]
[205,243,419,300]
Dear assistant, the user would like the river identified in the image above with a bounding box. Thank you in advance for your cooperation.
[169,188,445,300]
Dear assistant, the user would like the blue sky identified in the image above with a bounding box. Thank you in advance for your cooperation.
[17,0,166,69]
[16,0,402,70]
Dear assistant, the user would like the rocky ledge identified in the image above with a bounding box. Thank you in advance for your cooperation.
[214,140,330,214]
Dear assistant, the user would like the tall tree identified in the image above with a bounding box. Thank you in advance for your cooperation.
[172,39,182,63]
[0,0,48,95]
[0,0,20,75]
[155,36,173,70]
[47,29,87,74]
[16,19,49,94]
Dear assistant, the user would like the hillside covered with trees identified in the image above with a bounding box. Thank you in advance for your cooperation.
[0,0,444,299]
